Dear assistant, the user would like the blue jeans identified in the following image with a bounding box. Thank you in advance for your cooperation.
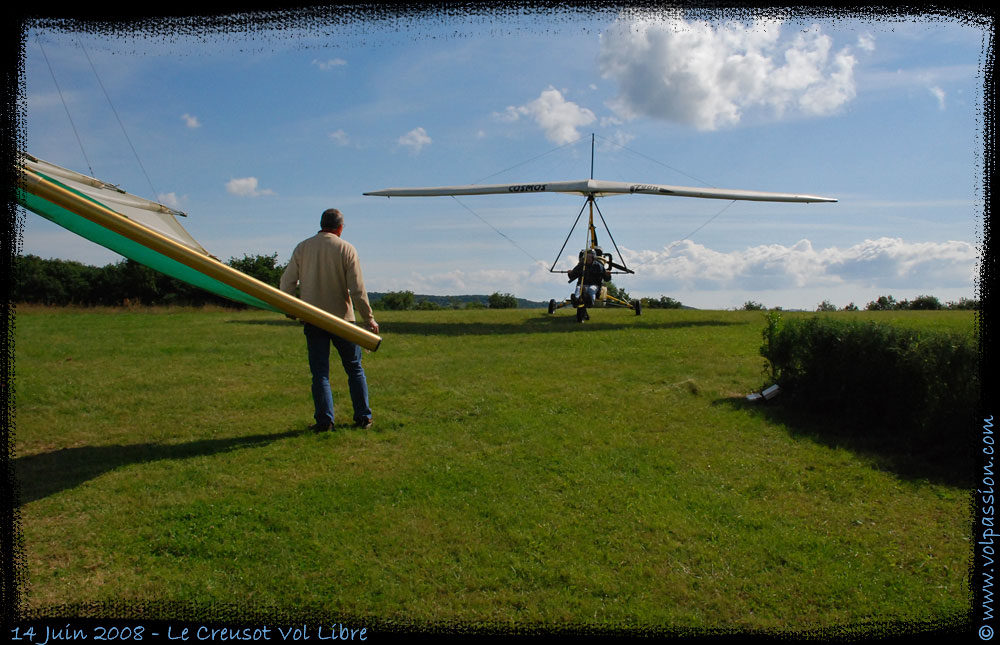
[304,323,371,426]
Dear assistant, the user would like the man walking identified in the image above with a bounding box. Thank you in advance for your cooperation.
[280,208,379,431]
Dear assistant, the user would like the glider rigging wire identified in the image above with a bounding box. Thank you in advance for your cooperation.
[592,132,739,253]
[471,137,584,185]
[593,132,717,189]
[37,36,160,201]
[447,139,598,267]
[664,199,738,253]
[445,132,748,269]
[77,38,160,200]
[449,195,543,265]
[36,37,95,178]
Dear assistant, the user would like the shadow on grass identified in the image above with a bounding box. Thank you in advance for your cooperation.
[225,312,744,336]
[257,318,741,337]
[227,318,301,327]
[713,396,972,488]
[14,429,303,506]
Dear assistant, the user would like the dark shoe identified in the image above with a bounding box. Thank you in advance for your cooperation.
[355,417,373,430]
[310,422,333,432]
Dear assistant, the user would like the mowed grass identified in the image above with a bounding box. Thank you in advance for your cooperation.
[13,305,972,631]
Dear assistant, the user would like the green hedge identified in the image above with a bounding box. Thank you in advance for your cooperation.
[760,314,979,442]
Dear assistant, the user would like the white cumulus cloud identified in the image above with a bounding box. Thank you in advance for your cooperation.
[598,18,860,130]
[329,129,350,146]
[929,86,946,110]
[157,192,183,209]
[398,127,432,154]
[367,238,976,308]
[498,86,596,144]
[622,237,977,293]
[181,113,200,128]
[226,177,275,197]
[374,262,554,297]
[313,58,347,70]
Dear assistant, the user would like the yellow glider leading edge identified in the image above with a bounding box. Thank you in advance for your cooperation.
[17,154,381,352]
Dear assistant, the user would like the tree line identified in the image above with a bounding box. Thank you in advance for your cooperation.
[12,255,538,310]
[371,290,514,310]
[855,294,978,311]
[15,254,973,312]
[14,253,285,307]
[742,295,978,311]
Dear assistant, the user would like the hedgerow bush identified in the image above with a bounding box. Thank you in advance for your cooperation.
[760,314,978,447]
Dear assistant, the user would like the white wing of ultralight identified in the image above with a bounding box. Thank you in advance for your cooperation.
[364,178,837,203]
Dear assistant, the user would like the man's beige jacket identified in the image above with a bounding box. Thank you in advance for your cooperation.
[280,231,374,325]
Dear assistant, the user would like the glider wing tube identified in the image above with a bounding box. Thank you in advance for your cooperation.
[605,181,838,203]
[364,180,595,197]
[365,179,836,203]
[18,163,381,352]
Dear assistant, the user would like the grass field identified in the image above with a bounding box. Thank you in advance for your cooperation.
[12,305,974,633]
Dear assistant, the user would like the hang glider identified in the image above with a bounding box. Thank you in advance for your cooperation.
[365,178,837,203]
[17,153,381,351]
[364,136,836,322]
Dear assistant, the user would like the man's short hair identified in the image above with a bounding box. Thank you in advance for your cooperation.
[321,208,344,230]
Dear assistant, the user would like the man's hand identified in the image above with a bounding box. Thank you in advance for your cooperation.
[367,319,380,334]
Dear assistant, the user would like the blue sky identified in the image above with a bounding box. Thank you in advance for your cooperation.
[18,9,986,309]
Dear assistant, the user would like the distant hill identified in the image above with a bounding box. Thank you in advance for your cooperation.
[368,292,549,309]
[368,292,700,310]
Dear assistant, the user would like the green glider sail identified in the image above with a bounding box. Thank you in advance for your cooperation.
[19,154,278,311]
[17,153,381,351]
